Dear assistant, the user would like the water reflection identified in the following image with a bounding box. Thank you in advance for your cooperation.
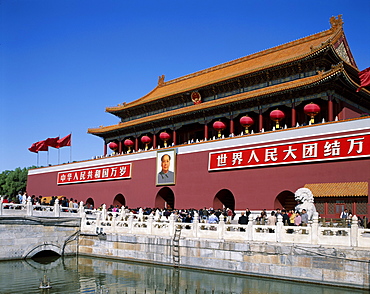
[0,255,367,294]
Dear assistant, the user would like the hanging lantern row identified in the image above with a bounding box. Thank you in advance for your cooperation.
[108,103,321,152]
[108,142,118,151]
[304,102,321,124]
[159,131,171,147]
[212,120,226,138]
[240,115,254,134]
[270,109,285,129]
[141,135,151,150]
[124,139,134,153]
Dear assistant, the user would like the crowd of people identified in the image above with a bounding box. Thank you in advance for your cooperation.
[1,194,367,228]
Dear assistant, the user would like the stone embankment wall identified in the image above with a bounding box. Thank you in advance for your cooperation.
[0,217,80,260]
[79,233,370,290]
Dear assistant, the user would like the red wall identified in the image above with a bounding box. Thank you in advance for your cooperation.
[27,150,370,214]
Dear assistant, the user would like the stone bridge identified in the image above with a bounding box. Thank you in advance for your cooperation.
[0,216,80,260]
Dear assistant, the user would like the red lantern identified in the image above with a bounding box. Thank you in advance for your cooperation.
[124,139,134,153]
[108,142,118,151]
[240,115,254,134]
[141,135,151,150]
[213,120,226,138]
[304,103,320,124]
[270,109,285,129]
[159,132,171,147]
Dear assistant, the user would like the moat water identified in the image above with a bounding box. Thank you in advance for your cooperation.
[0,255,367,294]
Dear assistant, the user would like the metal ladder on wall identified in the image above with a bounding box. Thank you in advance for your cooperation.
[172,226,181,267]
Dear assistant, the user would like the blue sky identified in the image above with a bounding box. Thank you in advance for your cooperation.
[1,0,369,172]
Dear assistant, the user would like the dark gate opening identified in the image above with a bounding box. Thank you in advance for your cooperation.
[155,187,175,209]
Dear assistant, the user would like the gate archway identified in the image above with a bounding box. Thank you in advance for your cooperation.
[155,187,175,209]
[113,194,126,207]
[275,190,296,211]
[213,189,235,211]
[85,197,94,209]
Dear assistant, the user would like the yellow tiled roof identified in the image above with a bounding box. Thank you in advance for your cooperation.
[88,64,348,134]
[106,16,348,113]
[305,182,368,197]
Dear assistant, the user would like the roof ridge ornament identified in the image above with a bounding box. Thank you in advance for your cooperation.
[330,15,343,31]
[158,75,165,87]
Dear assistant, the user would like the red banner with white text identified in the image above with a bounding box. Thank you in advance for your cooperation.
[57,163,131,185]
[208,133,370,171]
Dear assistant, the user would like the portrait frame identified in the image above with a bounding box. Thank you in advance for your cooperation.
[156,149,176,186]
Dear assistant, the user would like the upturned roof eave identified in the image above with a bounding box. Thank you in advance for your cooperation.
[106,28,339,114]
[88,67,348,135]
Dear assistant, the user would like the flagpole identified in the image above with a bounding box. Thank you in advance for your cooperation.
[37,152,39,167]
[58,133,60,165]
[70,132,72,163]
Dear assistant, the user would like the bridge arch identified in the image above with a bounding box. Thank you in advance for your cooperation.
[24,243,62,259]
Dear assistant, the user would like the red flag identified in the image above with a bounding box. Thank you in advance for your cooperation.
[356,67,370,92]
[45,137,59,148]
[57,134,71,148]
[28,142,38,153]
[36,140,48,152]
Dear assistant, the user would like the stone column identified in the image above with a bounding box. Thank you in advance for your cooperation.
[0,198,3,216]
[101,204,107,222]
[79,201,85,218]
[148,214,154,235]
[218,214,225,239]
[128,213,134,234]
[311,212,319,245]
[54,199,60,217]
[193,211,199,238]
[276,214,283,242]
[169,213,175,238]
[350,215,358,247]
[247,214,254,241]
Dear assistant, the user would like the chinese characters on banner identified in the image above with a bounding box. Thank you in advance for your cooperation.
[208,133,370,171]
[57,163,132,185]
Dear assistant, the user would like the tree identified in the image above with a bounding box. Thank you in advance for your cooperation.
[0,166,36,199]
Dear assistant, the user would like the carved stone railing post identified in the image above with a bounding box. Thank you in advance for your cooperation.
[79,201,85,217]
[101,204,107,222]
[128,213,134,234]
[148,214,154,235]
[218,214,225,239]
[54,199,60,217]
[169,213,175,238]
[247,214,254,241]
[311,212,319,245]
[276,214,283,242]
[26,198,33,216]
[193,211,199,238]
[350,215,358,247]
[96,211,101,230]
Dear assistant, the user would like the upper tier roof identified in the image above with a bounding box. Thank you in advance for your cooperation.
[105,15,356,114]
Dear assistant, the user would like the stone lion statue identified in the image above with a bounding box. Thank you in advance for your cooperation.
[294,188,317,220]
